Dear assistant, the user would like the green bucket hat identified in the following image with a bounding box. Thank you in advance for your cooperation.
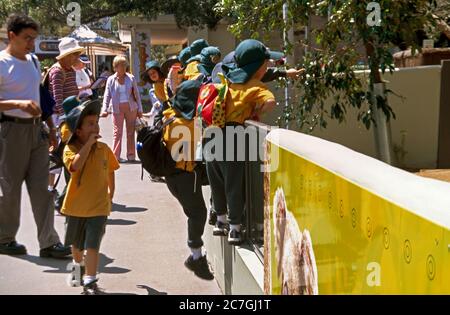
[171,80,202,120]
[61,95,81,120]
[186,39,209,64]
[197,46,221,77]
[65,99,102,144]
[178,47,191,68]
[141,60,164,83]
[223,39,284,84]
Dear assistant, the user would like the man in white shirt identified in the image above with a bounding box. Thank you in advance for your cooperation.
[0,14,70,258]
[73,55,93,99]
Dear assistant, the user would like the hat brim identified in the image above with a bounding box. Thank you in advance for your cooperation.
[171,80,201,120]
[56,47,86,60]
[67,100,102,144]
[141,67,164,84]
[223,59,265,84]
[186,55,202,64]
[197,64,215,77]
[161,58,180,77]
[269,51,284,61]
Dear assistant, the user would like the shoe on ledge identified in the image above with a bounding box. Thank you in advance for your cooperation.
[40,242,71,258]
[0,241,27,255]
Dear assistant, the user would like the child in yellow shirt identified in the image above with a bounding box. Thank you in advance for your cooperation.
[205,39,278,245]
[61,99,119,295]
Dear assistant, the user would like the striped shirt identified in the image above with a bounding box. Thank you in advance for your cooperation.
[49,64,79,115]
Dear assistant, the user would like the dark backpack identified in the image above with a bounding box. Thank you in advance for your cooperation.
[136,117,178,178]
[31,55,56,121]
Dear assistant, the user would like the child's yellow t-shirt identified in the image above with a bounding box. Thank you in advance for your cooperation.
[225,79,275,124]
[60,122,71,143]
[61,142,120,217]
[183,61,201,81]
[162,107,198,172]
[154,81,169,102]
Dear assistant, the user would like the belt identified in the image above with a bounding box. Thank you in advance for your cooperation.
[0,114,42,125]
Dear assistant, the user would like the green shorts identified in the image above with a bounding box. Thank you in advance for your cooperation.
[64,216,107,251]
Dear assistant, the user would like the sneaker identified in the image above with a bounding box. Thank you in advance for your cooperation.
[118,158,127,164]
[39,242,71,258]
[184,255,214,281]
[149,174,165,183]
[68,264,85,287]
[0,241,27,255]
[208,209,217,226]
[228,229,243,246]
[82,279,104,295]
[213,221,229,236]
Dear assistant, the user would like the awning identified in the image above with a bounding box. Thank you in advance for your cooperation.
[65,25,128,56]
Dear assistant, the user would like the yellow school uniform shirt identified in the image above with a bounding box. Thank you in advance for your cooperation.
[61,142,120,217]
[183,61,201,81]
[154,81,169,102]
[225,78,275,124]
[60,122,71,143]
[163,107,198,172]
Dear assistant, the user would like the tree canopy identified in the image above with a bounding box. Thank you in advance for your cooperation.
[219,0,450,131]
[0,0,223,33]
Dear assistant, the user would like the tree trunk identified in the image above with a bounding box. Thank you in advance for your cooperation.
[365,41,393,165]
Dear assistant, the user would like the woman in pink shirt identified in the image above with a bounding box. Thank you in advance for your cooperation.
[101,56,143,163]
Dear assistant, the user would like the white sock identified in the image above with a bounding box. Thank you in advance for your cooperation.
[72,259,85,266]
[190,247,203,260]
[230,224,241,232]
[48,185,53,191]
[83,275,97,285]
[217,215,227,224]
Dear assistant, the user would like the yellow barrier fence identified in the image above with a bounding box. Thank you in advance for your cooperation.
[264,129,450,294]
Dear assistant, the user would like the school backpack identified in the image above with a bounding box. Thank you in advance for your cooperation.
[136,117,178,178]
[31,55,56,121]
[196,73,228,128]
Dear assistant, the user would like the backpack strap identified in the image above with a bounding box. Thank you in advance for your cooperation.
[162,116,176,128]
[43,63,66,89]
[30,54,40,73]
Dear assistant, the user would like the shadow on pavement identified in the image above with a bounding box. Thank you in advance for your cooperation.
[111,203,148,213]
[107,218,137,226]
[98,253,130,274]
[11,254,71,273]
[136,285,168,295]
[10,253,130,275]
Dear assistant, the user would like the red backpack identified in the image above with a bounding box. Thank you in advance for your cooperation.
[196,74,229,128]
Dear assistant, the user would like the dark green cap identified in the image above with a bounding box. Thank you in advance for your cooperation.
[223,39,284,84]
[178,47,191,68]
[186,39,209,64]
[171,80,202,120]
[141,60,164,83]
[61,96,81,120]
[198,46,221,76]
[65,99,102,144]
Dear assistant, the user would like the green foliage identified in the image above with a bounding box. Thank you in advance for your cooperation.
[0,0,223,34]
[220,0,447,131]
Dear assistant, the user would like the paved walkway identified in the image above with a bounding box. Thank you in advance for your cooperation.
[0,116,221,295]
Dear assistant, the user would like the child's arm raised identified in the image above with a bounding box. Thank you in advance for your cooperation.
[70,134,100,172]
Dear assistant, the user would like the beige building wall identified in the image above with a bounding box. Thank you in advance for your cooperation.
[262,66,444,170]
[187,22,237,56]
